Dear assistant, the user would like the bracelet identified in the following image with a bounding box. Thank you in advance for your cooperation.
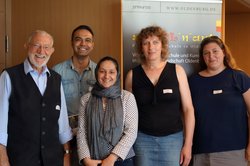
[64,149,72,154]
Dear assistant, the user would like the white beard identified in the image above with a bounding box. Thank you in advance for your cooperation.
[28,53,50,69]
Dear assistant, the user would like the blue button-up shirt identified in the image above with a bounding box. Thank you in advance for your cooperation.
[0,59,72,146]
[53,58,96,117]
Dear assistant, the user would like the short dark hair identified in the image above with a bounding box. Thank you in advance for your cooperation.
[71,25,94,41]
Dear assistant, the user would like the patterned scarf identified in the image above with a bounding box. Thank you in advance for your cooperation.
[86,68,123,160]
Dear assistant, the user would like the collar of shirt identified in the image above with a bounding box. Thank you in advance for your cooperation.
[69,57,96,72]
[24,58,51,76]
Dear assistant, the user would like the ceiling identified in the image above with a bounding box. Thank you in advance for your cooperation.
[226,0,250,14]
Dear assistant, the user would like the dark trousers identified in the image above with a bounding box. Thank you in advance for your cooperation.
[97,157,134,166]
[114,157,134,166]
[71,136,81,165]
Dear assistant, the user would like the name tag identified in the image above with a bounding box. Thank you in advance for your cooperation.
[163,89,173,94]
[213,89,223,94]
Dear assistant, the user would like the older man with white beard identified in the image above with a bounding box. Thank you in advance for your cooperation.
[0,30,73,166]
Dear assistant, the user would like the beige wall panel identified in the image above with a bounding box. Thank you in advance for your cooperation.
[11,0,121,69]
[0,0,4,10]
[225,13,250,75]
[0,12,5,72]
[0,0,5,72]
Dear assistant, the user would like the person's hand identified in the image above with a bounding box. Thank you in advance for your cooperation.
[179,145,192,166]
[245,144,250,161]
[83,157,102,166]
[0,158,10,166]
[101,153,118,166]
[72,127,78,136]
[63,153,71,166]
[0,145,10,166]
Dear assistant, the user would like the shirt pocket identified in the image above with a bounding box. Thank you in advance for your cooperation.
[62,79,78,98]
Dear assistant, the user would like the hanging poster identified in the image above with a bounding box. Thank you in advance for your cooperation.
[122,0,222,78]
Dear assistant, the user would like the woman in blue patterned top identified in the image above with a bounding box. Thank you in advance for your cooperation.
[189,36,250,166]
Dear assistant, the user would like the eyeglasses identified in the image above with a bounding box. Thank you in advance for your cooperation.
[29,43,53,51]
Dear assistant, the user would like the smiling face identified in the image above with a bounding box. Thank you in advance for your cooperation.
[26,32,54,72]
[72,29,94,58]
[202,42,225,71]
[97,60,118,89]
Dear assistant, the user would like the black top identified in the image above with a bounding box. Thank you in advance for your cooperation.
[132,62,182,136]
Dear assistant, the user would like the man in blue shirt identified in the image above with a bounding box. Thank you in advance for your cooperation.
[53,25,96,165]
[0,30,73,166]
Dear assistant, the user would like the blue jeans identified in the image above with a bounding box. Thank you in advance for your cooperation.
[134,131,183,166]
